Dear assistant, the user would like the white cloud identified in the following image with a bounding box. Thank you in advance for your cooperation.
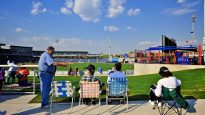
[19,36,52,50]
[65,0,74,9]
[15,28,23,32]
[137,41,160,50]
[52,38,94,48]
[73,0,102,23]
[163,1,198,16]
[31,1,47,15]
[60,0,74,15]
[166,8,194,15]
[138,41,156,46]
[177,39,199,46]
[177,0,186,4]
[128,8,141,16]
[104,25,119,32]
[60,7,72,15]
[15,27,31,33]
[126,26,137,32]
[126,26,132,30]
[16,36,104,53]
[184,1,199,8]
[2,36,141,54]
[107,0,126,18]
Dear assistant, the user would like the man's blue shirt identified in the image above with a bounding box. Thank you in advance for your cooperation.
[107,71,127,82]
[38,52,54,72]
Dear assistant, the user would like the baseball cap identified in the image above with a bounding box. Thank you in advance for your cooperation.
[47,46,55,50]
[159,66,170,74]
[85,64,95,72]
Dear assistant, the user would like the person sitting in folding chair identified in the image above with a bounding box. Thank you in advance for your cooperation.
[80,64,104,105]
[149,66,181,107]
[16,66,31,86]
[107,62,128,104]
[150,66,190,115]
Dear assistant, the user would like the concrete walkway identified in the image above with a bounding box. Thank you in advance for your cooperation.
[0,94,204,115]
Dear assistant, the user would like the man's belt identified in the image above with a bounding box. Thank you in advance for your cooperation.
[39,70,53,74]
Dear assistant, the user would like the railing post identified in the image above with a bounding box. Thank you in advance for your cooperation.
[33,68,36,95]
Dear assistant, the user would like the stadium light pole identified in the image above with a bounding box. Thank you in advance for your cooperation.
[203,0,205,64]
[191,13,195,45]
[106,38,111,59]
[109,46,111,59]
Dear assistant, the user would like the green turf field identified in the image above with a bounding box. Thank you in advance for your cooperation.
[56,63,134,71]
[27,68,205,103]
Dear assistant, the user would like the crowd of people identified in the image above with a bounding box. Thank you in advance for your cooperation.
[0,46,185,110]
[37,46,184,109]
[0,61,32,95]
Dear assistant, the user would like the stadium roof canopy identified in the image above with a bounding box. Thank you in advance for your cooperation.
[147,46,197,51]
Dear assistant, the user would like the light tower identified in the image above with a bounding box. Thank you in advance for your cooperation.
[107,38,111,59]
[191,13,195,45]
[108,46,111,59]
[203,0,205,64]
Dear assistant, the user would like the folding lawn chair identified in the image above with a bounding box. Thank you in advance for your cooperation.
[153,86,189,115]
[50,81,75,114]
[79,81,101,114]
[106,77,129,111]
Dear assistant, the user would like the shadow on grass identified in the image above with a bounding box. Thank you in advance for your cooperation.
[184,96,197,113]
[128,94,149,100]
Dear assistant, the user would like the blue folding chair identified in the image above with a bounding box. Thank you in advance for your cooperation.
[50,81,75,113]
[106,77,128,111]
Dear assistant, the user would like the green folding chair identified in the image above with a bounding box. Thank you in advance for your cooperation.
[153,86,189,115]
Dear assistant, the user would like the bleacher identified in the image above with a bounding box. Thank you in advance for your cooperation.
[53,58,110,63]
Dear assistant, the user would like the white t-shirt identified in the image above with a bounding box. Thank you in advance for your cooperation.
[7,61,18,72]
[154,76,181,97]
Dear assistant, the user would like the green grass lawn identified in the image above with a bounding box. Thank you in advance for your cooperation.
[26,68,205,103]
[56,63,134,71]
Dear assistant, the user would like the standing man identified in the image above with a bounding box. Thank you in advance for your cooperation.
[75,67,78,76]
[67,66,72,76]
[7,60,18,84]
[38,46,72,109]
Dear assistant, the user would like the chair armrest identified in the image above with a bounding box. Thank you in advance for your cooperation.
[106,86,109,92]
[127,90,129,95]
[72,86,76,93]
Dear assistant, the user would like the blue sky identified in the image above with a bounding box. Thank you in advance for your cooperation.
[0,0,203,54]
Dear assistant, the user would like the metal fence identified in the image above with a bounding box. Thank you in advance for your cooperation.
[0,64,134,94]
[0,65,38,95]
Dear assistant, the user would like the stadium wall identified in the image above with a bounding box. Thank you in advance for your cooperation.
[134,63,205,75]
